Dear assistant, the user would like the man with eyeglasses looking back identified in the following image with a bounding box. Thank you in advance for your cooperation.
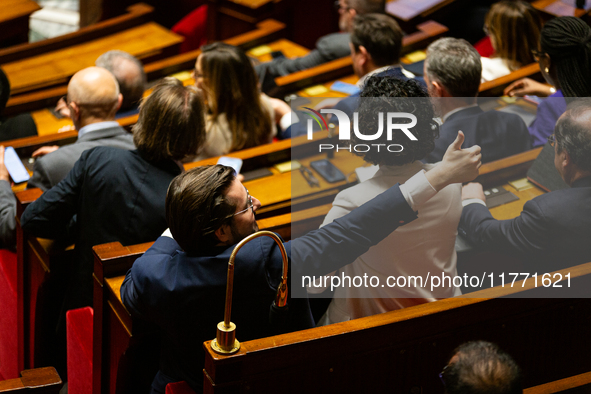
[121,131,482,394]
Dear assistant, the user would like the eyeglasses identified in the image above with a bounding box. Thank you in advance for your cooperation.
[548,133,556,147]
[232,189,254,217]
[334,0,351,11]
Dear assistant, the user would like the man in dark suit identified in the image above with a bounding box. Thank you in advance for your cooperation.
[423,37,531,164]
[256,0,385,93]
[120,133,482,394]
[460,100,591,272]
[286,13,417,138]
[27,66,135,191]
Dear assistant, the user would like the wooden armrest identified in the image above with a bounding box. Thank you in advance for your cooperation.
[0,367,62,392]
[479,63,541,97]
[524,370,591,394]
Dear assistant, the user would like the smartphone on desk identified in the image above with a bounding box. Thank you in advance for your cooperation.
[4,146,30,184]
[310,159,345,183]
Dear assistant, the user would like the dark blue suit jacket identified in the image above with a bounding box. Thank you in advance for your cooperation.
[121,184,418,393]
[425,106,531,164]
[21,148,182,311]
[459,176,591,272]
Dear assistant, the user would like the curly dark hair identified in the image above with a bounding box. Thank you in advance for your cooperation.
[352,76,438,166]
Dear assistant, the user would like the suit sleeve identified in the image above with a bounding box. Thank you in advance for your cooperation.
[27,156,54,191]
[121,236,180,319]
[0,180,17,248]
[20,150,90,239]
[459,199,552,256]
[255,33,351,78]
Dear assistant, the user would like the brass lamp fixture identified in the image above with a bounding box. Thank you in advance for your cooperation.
[210,231,289,354]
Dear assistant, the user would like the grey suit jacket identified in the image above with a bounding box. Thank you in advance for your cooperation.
[0,180,16,248]
[27,124,135,191]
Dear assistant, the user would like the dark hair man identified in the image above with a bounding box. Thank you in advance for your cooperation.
[423,37,531,163]
[441,341,522,394]
[28,66,135,191]
[287,13,416,139]
[460,99,591,272]
[255,0,385,93]
[96,50,147,112]
[121,132,481,393]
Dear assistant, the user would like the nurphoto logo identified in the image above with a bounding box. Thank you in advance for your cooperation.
[303,107,418,153]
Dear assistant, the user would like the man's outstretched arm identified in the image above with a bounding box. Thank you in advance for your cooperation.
[290,131,482,280]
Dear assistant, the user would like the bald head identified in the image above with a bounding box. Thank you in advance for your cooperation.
[67,67,121,123]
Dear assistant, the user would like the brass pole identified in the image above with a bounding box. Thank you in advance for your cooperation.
[211,231,289,354]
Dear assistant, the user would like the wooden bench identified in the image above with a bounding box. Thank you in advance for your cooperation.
[0,0,41,48]
[272,20,449,98]
[202,262,591,393]
[0,367,61,393]
[90,245,591,393]
[0,3,154,65]
[3,22,183,97]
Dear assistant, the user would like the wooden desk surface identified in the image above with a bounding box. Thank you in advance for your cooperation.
[248,39,310,62]
[3,23,183,95]
[532,0,591,18]
[0,0,40,22]
[386,0,455,21]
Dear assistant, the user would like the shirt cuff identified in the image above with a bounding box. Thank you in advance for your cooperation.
[399,170,437,211]
[161,228,173,238]
[462,198,487,207]
[279,112,299,131]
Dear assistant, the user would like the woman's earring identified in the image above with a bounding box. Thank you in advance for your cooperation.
[544,67,550,73]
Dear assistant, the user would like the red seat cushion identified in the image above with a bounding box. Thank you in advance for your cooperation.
[166,381,197,394]
[67,307,93,393]
[0,249,18,380]
[474,36,494,58]
[172,5,208,54]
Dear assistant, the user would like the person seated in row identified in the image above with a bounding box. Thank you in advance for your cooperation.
[423,37,531,164]
[121,134,481,393]
[20,78,205,370]
[460,99,591,272]
[0,66,135,249]
[96,50,147,116]
[255,0,385,93]
[55,50,147,119]
[441,341,522,394]
[28,67,136,191]
[480,0,541,82]
[310,76,462,325]
[504,16,591,147]
[193,43,291,160]
[288,12,420,138]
